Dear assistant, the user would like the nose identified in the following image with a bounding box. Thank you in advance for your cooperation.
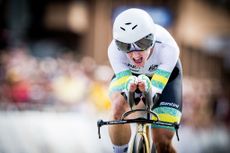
[131,51,142,56]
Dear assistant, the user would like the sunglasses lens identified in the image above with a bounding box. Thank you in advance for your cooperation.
[115,40,131,53]
[115,34,154,53]
[135,34,154,50]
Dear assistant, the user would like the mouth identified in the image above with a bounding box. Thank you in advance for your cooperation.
[133,57,143,64]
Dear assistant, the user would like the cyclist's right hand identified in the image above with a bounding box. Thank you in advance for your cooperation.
[125,76,138,92]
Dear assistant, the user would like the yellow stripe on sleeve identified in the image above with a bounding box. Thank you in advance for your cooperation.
[108,70,132,94]
[110,76,130,88]
[151,74,169,85]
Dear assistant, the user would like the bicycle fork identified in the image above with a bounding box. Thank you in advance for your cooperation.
[129,124,151,153]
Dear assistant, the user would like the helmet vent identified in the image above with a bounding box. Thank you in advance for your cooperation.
[132,25,138,30]
[120,27,126,31]
[125,22,131,25]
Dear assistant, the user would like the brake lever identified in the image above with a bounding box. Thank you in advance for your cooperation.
[174,123,180,141]
[97,120,104,139]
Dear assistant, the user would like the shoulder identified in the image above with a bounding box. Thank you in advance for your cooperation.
[108,39,127,59]
[108,40,118,56]
[108,40,117,52]
[155,24,178,49]
[155,24,173,40]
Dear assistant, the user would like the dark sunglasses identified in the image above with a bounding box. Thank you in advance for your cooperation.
[115,34,154,53]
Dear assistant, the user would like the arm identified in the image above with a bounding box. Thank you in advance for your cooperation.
[108,41,132,94]
[151,44,179,94]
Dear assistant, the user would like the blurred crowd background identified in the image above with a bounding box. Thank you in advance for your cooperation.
[0,0,230,153]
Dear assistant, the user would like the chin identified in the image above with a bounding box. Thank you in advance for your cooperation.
[134,63,144,67]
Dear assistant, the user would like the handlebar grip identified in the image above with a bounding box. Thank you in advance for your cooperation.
[174,122,180,141]
[128,91,135,109]
[153,93,160,103]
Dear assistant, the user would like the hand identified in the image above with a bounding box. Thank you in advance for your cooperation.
[137,81,145,92]
[126,76,138,92]
[137,75,151,92]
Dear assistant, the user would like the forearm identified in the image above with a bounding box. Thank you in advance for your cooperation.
[151,68,171,94]
[109,70,132,95]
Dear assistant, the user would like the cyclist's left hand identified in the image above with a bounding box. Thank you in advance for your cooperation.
[137,75,151,92]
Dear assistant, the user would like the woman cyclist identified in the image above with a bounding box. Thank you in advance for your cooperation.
[108,8,183,153]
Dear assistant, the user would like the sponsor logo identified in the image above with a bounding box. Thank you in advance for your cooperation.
[160,102,179,108]
[128,63,136,68]
[128,63,139,72]
[149,64,158,71]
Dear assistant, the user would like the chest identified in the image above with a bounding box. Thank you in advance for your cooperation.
[125,59,159,77]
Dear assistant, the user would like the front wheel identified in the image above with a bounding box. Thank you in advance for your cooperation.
[131,134,149,153]
[151,143,157,153]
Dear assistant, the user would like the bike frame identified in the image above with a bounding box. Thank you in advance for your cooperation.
[129,123,151,153]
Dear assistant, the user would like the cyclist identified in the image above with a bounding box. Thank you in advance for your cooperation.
[108,8,182,153]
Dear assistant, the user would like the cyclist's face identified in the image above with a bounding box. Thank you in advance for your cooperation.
[127,47,151,67]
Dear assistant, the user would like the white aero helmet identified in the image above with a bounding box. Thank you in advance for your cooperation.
[113,8,156,44]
